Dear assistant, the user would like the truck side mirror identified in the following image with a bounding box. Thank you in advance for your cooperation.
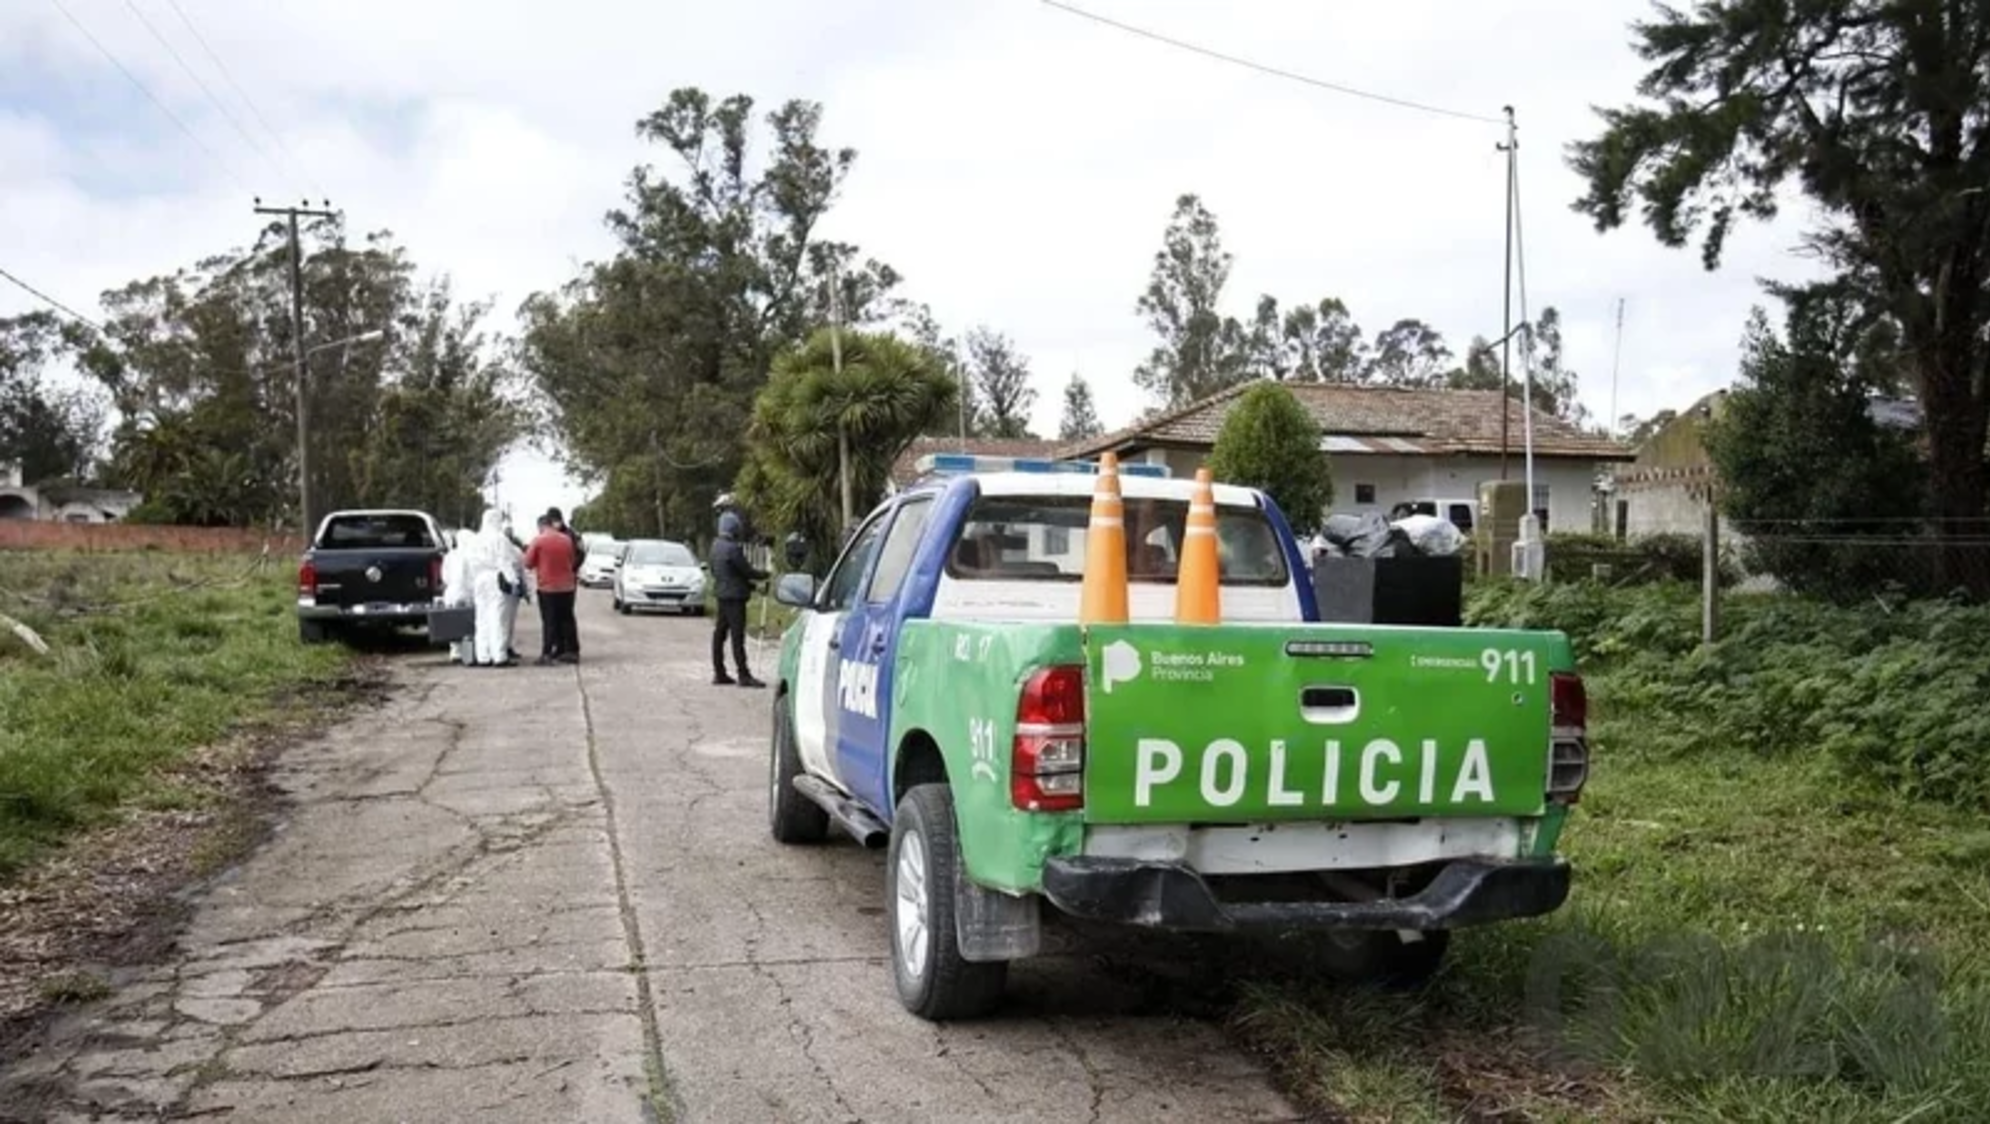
[773,572,816,608]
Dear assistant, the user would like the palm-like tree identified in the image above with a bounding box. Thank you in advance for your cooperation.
[743,329,955,559]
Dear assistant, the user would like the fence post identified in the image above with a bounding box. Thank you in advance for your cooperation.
[1701,499,1720,645]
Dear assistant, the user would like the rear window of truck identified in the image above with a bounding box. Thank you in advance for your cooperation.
[319,514,437,550]
[946,495,1289,586]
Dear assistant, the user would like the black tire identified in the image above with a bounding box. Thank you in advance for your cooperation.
[1316,929,1451,987]
[769,693,829,844]
[299,619,330,645]
[615,598,631,616]
[888,784,1008,1021]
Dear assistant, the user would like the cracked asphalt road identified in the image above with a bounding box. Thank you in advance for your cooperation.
[2,595,1303,1123]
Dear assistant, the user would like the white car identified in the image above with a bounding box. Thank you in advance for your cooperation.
[578,539,626,588]
[612,538,706,615]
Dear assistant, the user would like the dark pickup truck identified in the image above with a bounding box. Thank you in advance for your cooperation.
[297,509,447,644]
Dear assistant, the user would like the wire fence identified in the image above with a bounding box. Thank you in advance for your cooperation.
[1546,514,1990,642]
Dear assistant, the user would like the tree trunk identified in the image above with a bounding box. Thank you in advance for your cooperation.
[1916,340,1990,596]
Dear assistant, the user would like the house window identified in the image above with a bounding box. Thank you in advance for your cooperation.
[1354,483,1376,505]
[1044,525,1070,555]
[1532,483,1551,532]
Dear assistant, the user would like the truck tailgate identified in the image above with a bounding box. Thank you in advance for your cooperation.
[311,551,438,608]
[1080,623,1562,824]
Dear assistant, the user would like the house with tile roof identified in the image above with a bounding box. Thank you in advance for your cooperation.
[1612,388,1929,541]
[1,461,142,524]
[1055,381,1634,533]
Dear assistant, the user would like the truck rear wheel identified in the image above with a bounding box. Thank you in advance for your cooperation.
[299,619,331,645]
[768,694,829,844]
[888,784,1007,1021]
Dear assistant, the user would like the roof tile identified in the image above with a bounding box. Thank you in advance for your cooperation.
[1059,380,1632,461]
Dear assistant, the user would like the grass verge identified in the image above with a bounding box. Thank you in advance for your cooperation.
[1233,586,1990,1122]
[0,550,353,878]
[742,589,799,641]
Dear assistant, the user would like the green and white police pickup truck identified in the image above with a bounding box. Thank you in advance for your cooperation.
[767,454,1589,1020]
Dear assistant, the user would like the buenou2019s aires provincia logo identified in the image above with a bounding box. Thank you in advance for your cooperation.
[1100,639,1142,693]
[1098,638,1246,690]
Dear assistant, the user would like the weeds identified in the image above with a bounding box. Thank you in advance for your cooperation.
[0,552,350,878]
[35,971,110,1005]
[1238,581,1990,1120]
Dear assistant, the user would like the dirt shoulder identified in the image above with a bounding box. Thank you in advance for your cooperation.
[0,663,387,1063]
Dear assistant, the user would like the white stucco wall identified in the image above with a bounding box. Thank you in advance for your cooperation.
[1621,482,1749,548]
[53,502,110,524]
[1139,448,1603,533]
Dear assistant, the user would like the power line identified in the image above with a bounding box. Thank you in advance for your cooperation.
[161,0,321,196]
[1036,0,1502,125]
[47,0,249,192]
[0,265,108,333]
[119,0,288,185]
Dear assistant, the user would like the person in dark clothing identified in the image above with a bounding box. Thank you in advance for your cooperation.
[709,511,767,687]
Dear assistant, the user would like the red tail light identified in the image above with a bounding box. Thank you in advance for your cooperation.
[1548,672,1589,803]
[298,560,318,597]
[1551,672,1588,732]
[429,555,443,592]
[1011,664,1086,812]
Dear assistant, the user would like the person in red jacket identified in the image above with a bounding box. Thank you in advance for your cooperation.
[544,507,586,658]
[524,515,581,665]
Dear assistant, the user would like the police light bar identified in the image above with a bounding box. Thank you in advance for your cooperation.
[913,453,1171,478]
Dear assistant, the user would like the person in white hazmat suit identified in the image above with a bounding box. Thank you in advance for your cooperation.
[438,528,475,665]
[467,509,524,667]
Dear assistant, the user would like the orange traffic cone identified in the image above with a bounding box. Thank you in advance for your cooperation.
[1175,467,1221,624]
[1079,452,1129,625]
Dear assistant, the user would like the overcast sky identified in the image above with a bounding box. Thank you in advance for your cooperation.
[1,0,1824,521]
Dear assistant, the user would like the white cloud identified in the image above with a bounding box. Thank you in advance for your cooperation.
[3,0,1829,522]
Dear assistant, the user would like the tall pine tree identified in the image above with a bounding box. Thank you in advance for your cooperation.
[1058,374,1103,441]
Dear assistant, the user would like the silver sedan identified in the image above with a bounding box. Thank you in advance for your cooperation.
[611,538,708,616]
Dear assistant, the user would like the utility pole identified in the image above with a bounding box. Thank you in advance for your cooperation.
[828,262,853,530]
[1496,107,1517,480]
[1702,496,1720,645]
[1609,297,1626,439]
[255,197,338,534]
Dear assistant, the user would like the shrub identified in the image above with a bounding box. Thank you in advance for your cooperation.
[1467,580,1990,811]
[1207,381,1334,535]
[1703,292,1933,599]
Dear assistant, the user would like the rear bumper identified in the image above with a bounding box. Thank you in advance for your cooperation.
[297,603,434,626]
[1039,855,1570,934]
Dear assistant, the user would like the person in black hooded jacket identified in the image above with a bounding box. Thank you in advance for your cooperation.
[708,511,767,687]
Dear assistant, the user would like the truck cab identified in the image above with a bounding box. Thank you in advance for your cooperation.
[768,455,1587,1020]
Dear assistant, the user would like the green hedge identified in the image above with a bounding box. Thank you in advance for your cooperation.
[1467,580,1990,812]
